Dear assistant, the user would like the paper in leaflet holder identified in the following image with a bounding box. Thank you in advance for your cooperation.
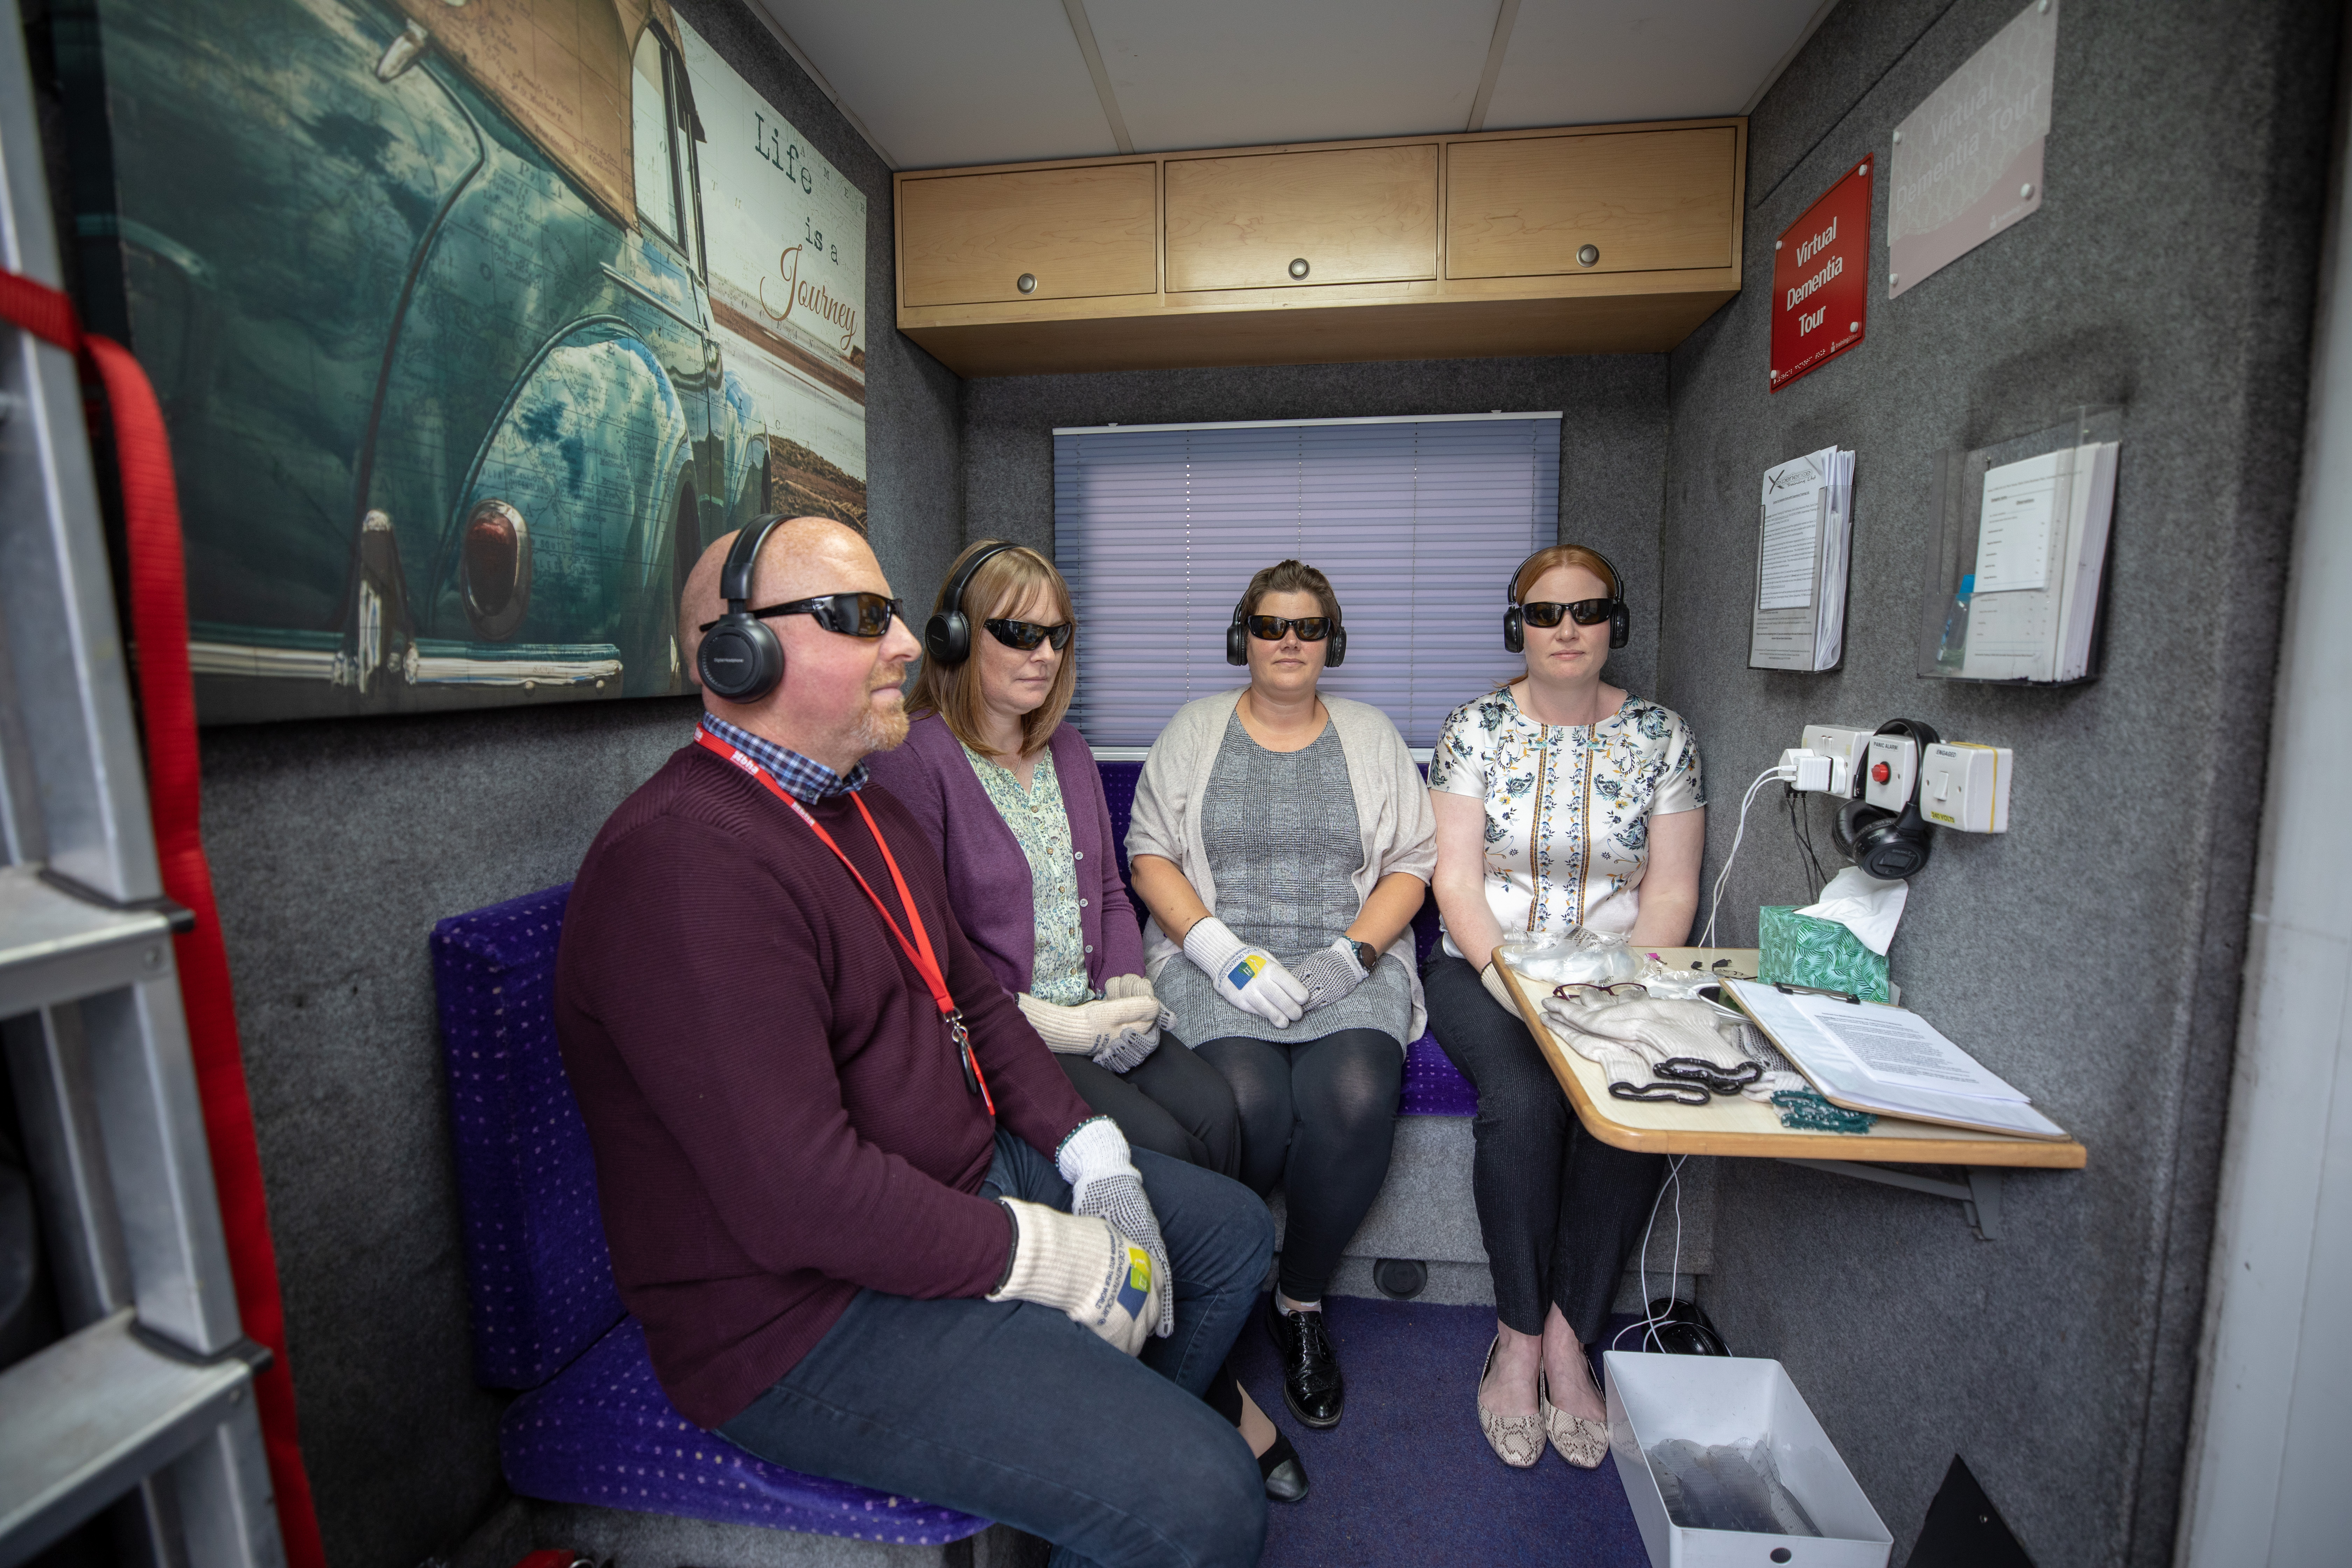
[1921,406,2121,683]
[1751,446,1855,671]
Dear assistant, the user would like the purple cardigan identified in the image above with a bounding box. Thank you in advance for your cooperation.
[864,714,1146,996]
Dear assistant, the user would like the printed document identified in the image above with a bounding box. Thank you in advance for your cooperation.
[1962,442,2117,682]
[1786,995,2028,1102]
[1750,447,1855,672]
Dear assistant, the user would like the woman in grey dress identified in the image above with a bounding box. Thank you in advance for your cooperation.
[1128,560,1437,1432]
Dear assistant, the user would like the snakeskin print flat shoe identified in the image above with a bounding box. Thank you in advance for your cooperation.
[1539,1368,1611,1469]
[1477,1337,1546,1469]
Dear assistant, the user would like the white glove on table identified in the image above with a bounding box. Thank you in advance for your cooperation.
[1015,992,1165,1073]
[1182,916,1307,1028]
[1058,1117,1174,1336]
[987,1198,1164,1356]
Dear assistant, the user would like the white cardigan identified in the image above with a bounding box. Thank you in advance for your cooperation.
[1125,690,1439,1043]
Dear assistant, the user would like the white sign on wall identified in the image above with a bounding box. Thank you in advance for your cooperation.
[1887,0,2059,300]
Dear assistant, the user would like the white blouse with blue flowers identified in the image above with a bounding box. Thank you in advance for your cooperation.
[1428,688,1705,953]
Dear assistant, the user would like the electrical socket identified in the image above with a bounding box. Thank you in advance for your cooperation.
[1777,748,1835,792]
[1796,723,1871,793]
[1919,742,2012,832]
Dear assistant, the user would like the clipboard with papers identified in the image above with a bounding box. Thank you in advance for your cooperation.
[1723,979,2071,1141]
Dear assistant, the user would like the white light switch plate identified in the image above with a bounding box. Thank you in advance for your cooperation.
[1863,734,1918,812]
[1919,743,2012,832]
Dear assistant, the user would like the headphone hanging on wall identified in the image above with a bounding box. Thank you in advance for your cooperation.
[696,513,791,702]
[1834,718,1942,880]
[1504,544,1630,652]
[1225,575,1348,668]
[923,540,1020,666]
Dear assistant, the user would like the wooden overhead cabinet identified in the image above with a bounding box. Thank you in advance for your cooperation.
[897,162,1158,307]
[895,118,1744,376]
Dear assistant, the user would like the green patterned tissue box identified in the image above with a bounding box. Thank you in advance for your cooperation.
[1757,907,1890,1002]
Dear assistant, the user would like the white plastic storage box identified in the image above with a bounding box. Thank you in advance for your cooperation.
[1604,1351,1892,1568]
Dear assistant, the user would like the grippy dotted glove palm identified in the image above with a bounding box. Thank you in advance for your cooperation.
[1014,992,1163,1072]
[1057,1116,1174,1336]
[1182,915,1308,1028]
[986,1198,1163,1356]
[1292,936,1369,1010]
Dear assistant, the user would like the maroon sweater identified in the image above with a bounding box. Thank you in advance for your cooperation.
[554,741,1095,1428]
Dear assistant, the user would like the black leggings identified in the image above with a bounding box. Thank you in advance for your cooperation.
[1195,1029,1400,1302]
[1422,953,1664,1344]
[1054,1031,1242,1180]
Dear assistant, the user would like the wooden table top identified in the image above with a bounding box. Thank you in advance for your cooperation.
[1493,951,2088,1169]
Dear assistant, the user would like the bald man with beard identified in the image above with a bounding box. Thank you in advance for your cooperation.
[554,517,1274,1568]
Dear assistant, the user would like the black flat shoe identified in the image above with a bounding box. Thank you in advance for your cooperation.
[1258,1428,1309,1503]
[1265,1299,1344,1428]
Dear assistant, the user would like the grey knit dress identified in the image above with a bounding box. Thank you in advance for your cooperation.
[1156,712,1413,1048]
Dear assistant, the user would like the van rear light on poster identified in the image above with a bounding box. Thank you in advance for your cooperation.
[1770,158,1872,392]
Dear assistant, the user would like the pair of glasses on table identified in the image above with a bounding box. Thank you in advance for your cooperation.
[703,592,905,638]
[1247,615,1334,642]
[985,617,1072,651]
[1520,598,1618,628]
[1553,981,1649,1000]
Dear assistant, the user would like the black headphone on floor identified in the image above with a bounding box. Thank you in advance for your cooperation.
[1834,718,1941,880]
[695,513,791,702]
[1225,573,1347,667]
[923,541,1020,666]
[1504,545,1630,651]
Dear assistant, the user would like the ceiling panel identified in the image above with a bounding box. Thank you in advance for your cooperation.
[754,0,1114,169]
[1482,0,1822,129]
[1085,0,1499,153]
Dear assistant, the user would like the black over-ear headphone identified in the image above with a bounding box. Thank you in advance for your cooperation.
[1834,718,1942,880]
[1505,545,1630,652]
[923,541,1020,666]
[1226,576,1348,668]
[696,513,791,702]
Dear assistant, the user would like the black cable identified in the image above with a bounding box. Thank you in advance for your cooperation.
[1787,785,1829,899]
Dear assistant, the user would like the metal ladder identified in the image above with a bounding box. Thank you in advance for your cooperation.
[0,0,287,1560]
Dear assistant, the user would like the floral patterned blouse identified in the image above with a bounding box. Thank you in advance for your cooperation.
[961,743,1093,1005]
[1428,688,1705,951]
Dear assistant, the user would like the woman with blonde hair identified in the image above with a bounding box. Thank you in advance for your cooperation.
[867,539,1307,1503]
[1425,543,1705,1471]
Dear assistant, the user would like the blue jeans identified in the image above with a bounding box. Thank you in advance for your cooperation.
[719,1132,1275,1568]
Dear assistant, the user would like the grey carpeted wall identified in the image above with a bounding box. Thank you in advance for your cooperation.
[962,359,1671,698]
[189,2,962,1562]
[1659,2,2338,1564]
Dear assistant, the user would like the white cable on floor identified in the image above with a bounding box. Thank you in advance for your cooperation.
[1613,1152,1688,1354]
[1701,764,1795,949]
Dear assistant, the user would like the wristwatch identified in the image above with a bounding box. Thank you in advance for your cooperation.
[1351,939,1381,974]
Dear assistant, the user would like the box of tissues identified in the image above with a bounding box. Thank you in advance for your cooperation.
[1757,906,1890,1002]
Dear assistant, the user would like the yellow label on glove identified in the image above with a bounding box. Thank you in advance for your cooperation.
[1226,953,1266,987]
[1117,1246,1152,1317]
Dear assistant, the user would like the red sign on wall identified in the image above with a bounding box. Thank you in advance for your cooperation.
[1770,157,1872,392]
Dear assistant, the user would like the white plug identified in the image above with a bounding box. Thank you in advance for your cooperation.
[1798,723,1871,794]
[1777,748,1834,793]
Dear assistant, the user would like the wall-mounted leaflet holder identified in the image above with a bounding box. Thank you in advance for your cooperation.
[1918,405,2121,684]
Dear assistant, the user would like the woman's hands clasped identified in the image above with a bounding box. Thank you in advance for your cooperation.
[1182,916,1310,1028]
[1016,989,1168,1072]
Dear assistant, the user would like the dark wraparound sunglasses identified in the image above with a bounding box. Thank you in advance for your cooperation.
[984,617,1073,651]
[1519,598,1618,629]
[1246,615,1334,642]
[700,592,904,638]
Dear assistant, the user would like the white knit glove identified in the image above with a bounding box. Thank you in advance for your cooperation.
[987,1198,1164,1356]
[1182,916,1308,1028]
[1015,992,1164,1072]
[1293,937,1370,1010]
[1058,1117,1174,1336]
[1536,994,1713,1105]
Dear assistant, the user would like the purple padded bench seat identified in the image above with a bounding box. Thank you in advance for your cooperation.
[1095,759,1479,1119]
[432,886,989,1547]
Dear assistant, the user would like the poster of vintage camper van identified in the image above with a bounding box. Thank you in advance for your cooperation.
[85,0,866,722]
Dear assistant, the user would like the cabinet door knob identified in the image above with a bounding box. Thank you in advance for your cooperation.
[1288,257,1310,279]
[1576,244,1600,268]
[1017,273,1037,294]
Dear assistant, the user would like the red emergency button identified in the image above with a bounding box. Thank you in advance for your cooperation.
[1871,761,1892,784]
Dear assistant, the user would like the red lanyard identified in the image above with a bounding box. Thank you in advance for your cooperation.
[695,729,993,1115]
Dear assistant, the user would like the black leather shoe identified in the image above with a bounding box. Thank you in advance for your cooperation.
[1266,1299,1344,1428]
[1258,1428,1309,1503]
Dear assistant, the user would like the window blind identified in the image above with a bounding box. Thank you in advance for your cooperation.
[1053,414,1560,747]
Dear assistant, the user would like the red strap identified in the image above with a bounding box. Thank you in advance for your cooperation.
[693,729,994,1114]
[1,270,326,1568]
